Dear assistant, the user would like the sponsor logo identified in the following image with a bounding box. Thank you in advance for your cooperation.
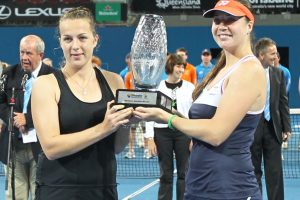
[249,0,294,3]
[0,5,72,20]
[15,7,72,17]
[156,0,201,9]
[217,0,230,6]
[0,5,12,20]
[126,93,148,99]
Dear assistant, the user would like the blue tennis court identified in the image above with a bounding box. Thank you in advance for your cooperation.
[1,175,299,200]
[1,110,300,199]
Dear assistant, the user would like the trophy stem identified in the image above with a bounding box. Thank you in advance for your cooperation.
[134,83,156,91]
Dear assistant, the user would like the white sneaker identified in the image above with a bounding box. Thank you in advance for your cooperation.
[143,149,153,159]
[282,141,288,149]
[124,151,135,159]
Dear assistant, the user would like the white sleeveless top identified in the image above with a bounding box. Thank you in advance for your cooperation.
[194,55,263,115]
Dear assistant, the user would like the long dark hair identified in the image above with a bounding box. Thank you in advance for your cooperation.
[192,0,254,101]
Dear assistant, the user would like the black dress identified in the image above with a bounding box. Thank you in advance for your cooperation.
[35,68,118,200]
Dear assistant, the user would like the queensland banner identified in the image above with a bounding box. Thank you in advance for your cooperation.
[130,0,215,14]
[130,0,300,14]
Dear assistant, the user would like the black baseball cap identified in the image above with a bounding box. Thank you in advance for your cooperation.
[202,49,211,55]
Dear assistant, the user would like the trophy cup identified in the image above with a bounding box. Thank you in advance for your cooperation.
[116,14,172,112]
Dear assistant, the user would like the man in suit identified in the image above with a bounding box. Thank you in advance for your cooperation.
[251,37,291,200]
[0,35,55,200]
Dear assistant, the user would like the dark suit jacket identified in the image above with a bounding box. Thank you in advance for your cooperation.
[268,66,291,143]
[0,63,56,164]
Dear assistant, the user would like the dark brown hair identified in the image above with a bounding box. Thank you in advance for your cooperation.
[58,7,97,37]
[192,0,254,101]
[165,54,185,74]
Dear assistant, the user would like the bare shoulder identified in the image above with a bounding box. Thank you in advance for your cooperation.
[243,58,264,74]
[33,73,60,100]
[34,73,56,87]
[235,58,265,79]
[229,58,266,91]
[100,69,125,95]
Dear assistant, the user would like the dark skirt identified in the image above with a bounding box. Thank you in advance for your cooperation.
[35,185,118,200]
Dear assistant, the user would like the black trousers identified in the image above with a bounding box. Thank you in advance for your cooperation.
[250,118,284,200]
[154,127,190,200]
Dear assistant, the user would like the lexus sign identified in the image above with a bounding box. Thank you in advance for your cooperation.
[0,2,94,25]
[0,6,72,18]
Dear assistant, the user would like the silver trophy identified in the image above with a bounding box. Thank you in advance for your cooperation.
[116,14,172,111]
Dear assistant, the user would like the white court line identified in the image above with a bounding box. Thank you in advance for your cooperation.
[122,179,160,200]
[290,108,300,114]
[293,125,300,129]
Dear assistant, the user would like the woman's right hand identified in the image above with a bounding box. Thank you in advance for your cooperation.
[101,100,134,134]
[148,138,157,156]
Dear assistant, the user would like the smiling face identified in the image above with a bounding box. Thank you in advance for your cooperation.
[59,18,98,69]
[259,44,277,68]
[211,11,253,53]
[171,64,185,81]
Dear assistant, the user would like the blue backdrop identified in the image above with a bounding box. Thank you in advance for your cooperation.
[0,25,299,107]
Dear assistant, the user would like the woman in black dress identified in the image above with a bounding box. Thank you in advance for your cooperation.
[31,7,133,200]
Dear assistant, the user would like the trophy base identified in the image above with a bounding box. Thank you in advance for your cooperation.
[115,89,173,112]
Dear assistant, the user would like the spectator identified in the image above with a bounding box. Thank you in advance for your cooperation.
[251,37,291,200]
[119,53,130,81]
[147,54,194,200]
[0,35,55,200]
[195,49,214,83]
[176,48,197,85]
[0,60,9,75]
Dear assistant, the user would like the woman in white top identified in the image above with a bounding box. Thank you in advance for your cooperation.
[147,54,194,200]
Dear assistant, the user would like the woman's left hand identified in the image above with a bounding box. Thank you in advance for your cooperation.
[133,106,170,123]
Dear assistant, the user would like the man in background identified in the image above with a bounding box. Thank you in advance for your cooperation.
[176,48,197,85]
[251,37,291,200]
[195,48,214,84]
[0,35,55,200]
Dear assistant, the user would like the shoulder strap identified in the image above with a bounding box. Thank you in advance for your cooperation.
[94,68,115,101]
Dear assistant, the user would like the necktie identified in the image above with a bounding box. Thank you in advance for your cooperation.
[264,70,270,121]
[23,76,33,113]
